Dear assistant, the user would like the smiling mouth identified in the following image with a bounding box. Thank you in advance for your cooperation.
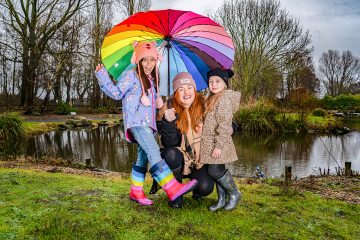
[183,95,191,99]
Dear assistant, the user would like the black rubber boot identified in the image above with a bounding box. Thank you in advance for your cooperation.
[168,165,183,209]
[216,170,242,211]
[149,178,161,195]
[208,182,226,211]
[192,193,204,201]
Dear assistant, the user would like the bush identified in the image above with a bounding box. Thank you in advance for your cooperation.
[321,94,360,110]
[234,98,279,132]
[354,107,360,113]
[312,108,327,117]
[0,112,25,140]
[95,106,108,114]
[55,100,77,115]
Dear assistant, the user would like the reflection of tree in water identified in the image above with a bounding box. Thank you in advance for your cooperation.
[5,124,360,176]
[228,131,352,178]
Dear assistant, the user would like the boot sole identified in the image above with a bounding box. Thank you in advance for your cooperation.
[129,197,153,206]
[171,180,198,202]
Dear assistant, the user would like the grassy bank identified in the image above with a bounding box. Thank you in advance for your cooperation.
[24,119,122,136]
[0,166,359,239]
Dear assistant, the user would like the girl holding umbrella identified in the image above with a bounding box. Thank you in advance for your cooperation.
[94,40,198,206]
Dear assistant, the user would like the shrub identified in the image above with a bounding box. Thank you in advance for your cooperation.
[285,88,317,122]
[0,112,25,140]
[354,107,360,113]
[312,108,327,117]
[55,100,77,115]
[95,106,108,114]
[234,98,279,132]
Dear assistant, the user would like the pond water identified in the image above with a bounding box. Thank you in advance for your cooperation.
[2,119,360,178]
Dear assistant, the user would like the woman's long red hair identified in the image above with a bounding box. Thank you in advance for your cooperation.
[172,91,205,134]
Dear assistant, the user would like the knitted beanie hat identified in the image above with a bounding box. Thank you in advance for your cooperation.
[172,72,197,93]
[131,40,164,108]
[207,68,234,87]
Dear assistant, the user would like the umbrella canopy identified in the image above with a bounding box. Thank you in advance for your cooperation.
[101,9,235,96]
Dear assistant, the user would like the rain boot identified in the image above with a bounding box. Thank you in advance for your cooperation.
[129,164,153,206]
[216,170,242,211]
[168,165,183,208]
[149,159,198,202]
[208,182,226,211]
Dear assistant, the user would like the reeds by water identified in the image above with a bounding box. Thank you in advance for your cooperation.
[0,112,25,140]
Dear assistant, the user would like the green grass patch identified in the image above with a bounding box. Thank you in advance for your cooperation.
[0,168,359,239]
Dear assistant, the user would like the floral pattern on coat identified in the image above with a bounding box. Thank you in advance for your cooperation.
[94,67,159,143]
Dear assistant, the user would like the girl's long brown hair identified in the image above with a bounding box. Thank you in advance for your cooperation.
[135,59,159,92]
[204,88,226,116]
[172,90,205,134]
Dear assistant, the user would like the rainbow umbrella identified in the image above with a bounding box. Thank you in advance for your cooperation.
[101,9,235,103]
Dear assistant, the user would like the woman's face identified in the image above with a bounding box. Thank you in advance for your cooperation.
[177,85,195,108]
[208,76,226,94]
[141,56,156,75]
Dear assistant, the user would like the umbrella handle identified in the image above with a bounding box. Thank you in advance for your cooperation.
[167,98,172,109]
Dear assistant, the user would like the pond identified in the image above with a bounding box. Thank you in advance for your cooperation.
[2,119,360,178]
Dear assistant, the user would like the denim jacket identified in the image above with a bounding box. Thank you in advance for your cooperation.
[94,67,158,143]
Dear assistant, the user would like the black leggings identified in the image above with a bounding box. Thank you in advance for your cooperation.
[161,147,214,197]
[207,164,227,180]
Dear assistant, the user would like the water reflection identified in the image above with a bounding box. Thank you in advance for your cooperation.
[2,124,360,178]
[227,131,360,178]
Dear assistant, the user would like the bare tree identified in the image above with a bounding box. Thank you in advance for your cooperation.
[119,0,152,17]
[318,50,360,97]
[210,0,313,100]
[38,16,88,114]
[0,0,88,107]
[283,56,320,96]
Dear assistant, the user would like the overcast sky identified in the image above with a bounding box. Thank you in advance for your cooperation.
[150,0,360,66]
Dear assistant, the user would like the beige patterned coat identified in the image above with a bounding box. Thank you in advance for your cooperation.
[200,90,241,164]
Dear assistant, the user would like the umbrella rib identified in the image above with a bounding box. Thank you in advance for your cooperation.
[173,38,233,63]
[173,39,220,66]
[171,16,209,35]
[150,10,168,36]
[173,29,233,40]
[172,41,206,80]
[169,11,188,35]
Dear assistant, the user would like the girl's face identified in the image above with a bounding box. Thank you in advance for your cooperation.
[177,85,195,108]
[141,56,156,75]
[208,76,226,94]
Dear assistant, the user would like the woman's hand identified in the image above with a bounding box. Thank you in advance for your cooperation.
[212,147,222,158]
[95,63,104,72]
[164,108,177,122]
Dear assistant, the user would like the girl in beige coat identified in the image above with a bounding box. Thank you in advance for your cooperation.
[200,68,242,211]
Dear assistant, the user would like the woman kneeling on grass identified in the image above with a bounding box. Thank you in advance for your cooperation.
[151,72,237,209]
[94,40,197,206]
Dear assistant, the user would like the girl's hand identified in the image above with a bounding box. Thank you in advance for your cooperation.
[164,108,176,122]
[212,147,221,158]
[95,63,104,72]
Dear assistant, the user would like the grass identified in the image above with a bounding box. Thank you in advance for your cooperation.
[277,113,337,125]
[0,167,359,239]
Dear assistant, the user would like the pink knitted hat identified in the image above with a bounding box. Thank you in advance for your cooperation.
[131,40,164,108]
[172,72,197,93]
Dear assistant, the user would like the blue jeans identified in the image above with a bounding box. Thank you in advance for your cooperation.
[130,126,162,169]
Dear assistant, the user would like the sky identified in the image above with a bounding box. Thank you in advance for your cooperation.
[150,0,360,66]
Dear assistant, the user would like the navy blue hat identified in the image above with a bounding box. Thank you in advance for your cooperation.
[207,68,234,87]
